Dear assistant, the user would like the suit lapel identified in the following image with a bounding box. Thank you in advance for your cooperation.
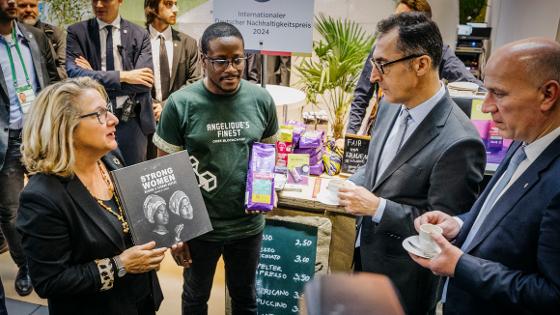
[88,19,102,70]
[374,94,451,190]
[463,138,560,252]
[170,28,181,89]
[17,23,45,89]
[455,142,520,245]
[367,102,400,190]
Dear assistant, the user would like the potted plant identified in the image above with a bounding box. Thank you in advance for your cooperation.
[45,0,90,27]
[296,14,375,140]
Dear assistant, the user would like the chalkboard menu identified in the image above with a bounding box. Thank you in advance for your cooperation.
[256,219,318,315]
[341,134,371,175]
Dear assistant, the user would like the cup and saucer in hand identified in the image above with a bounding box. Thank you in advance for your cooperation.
[316,179,355,206]
[402,224,442,259]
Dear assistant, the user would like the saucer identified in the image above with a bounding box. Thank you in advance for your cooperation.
[402,235,440,259]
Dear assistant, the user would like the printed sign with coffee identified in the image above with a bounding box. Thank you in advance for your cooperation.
[341,134,371,175]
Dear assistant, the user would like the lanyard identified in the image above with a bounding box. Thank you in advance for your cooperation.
[2,26,31,87]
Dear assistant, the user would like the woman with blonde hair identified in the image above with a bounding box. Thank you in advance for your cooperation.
[16,77,166,315]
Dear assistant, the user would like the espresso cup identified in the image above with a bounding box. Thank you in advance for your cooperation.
[419,224,443,254]
[326,179,346,194]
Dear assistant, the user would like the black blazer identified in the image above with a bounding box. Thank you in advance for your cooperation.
[169,28,201,94]
[16,152,163,315]
[66,18,155,136]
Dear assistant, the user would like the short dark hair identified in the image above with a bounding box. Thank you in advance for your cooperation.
[377,12,442,69]
[398,0,432,19]
[144,0,159,26]
[200,22,244,55]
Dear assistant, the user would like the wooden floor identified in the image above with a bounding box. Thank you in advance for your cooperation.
[0,252,226,314]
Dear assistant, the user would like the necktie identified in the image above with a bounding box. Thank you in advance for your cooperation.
[461,145,527,250]
[441,145,527,303]
[376,108,411,182]
[105,25,114,71]
[159,35,171,101]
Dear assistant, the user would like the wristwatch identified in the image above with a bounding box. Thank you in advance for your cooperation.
[112,255,127,278]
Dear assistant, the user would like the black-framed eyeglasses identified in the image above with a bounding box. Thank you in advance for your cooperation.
[370,54,424,74]
[203,54,247,71]
[79,103,113,125]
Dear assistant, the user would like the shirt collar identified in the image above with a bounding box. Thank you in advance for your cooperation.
[402,82,446,124]
[523,126,560,163]
[97,15,121,31]
[148,24,172,41]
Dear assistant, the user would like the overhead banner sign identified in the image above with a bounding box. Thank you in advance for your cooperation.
[213,0,314,56]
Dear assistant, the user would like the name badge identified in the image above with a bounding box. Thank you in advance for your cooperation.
[16,84,35,114]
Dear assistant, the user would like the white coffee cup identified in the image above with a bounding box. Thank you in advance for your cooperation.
[419,224,443,254]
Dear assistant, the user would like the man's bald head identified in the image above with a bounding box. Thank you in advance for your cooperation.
[489,38,560,88]
[482,38,560,143]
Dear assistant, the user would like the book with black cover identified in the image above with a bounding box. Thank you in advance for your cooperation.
[110,150,212,248]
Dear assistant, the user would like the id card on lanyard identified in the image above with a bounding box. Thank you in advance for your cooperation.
[3,26,35,115]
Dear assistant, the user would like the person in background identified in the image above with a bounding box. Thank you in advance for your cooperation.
[155,22,278,315]
[0,0,59,297]
[338,13,485,315]
[66,0,155,165]
[144,0,201,159]
[346,0,483,135]
[411,37,560,315]
[17,77,166,314]
[17,0,67,79]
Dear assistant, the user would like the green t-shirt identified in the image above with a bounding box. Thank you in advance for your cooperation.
[154,80,278,241]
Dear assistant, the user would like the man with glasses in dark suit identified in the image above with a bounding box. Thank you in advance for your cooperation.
[338,13,485,315]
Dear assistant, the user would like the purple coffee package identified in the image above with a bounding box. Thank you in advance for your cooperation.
[299,130,324,149]
[286,120,306,147]
[245,143,276,213]
[309,161,325,176]
[294,147,323,164]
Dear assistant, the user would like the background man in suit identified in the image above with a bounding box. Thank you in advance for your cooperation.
[346,0,483,135]
[17,0,67,79]
[0,0,59,297]
[411,38,560,314]
[144,0,201,159]
[66,0,155,165]
[338,13,485,315]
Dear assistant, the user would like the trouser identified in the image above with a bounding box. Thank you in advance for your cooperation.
[182,232,263,315]
[0,129,26,268]
[115,115,148,166]
[0,275,6,315]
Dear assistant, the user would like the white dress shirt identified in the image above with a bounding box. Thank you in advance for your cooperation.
[97,16,126,108]
[149,24,174,102]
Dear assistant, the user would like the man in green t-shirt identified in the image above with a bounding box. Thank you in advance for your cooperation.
[154,22,278,315]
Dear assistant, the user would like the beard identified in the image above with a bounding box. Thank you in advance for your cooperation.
[21,15,38,25]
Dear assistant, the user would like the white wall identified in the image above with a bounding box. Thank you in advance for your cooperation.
[489,0,560,52]
[176,0,460,48]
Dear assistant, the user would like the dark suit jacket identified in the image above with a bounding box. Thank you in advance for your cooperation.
[16,152,163,315]
[167,28,201,95]
[445,139,560,315]
[66,18,155,136]
[346,45,484,134]
[34,20,67,79]
[0,22,59,169]
[350,94,486,315]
